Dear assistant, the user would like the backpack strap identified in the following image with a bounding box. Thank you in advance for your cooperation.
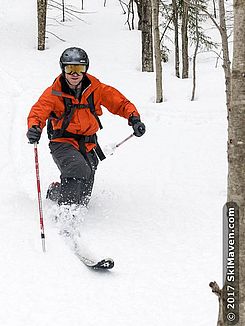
[48,93,106,161]
[60,93,103,133]
[47,92,102,138]
[86,93,103,130]
[60,97,75,135]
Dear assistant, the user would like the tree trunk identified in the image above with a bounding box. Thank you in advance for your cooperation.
[213,0,217,18]
[209,2,244,325]
[134,0,142,29]
[130,0,135,30]
[151,0,163,102]
[37,0,47,50]
[141,0,154,72]
[191,2,199,101]
[218,0,231,111]
[227,1,245,324]
[172,0,180,78]
[181,0,189,78]
[62,0,65,22]
[126,0,135,30]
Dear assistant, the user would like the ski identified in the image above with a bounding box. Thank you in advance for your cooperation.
[47,203,114,270]
[76,252,114,270]
[73,241,114,270]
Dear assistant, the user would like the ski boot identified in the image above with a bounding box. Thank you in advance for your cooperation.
[46,182,60,202]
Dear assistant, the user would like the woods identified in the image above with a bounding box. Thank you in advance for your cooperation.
[15,0,245,324]
[131,0,231,101]
[37,0,233,104]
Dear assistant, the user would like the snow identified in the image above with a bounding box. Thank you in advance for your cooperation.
[0,0,227,325]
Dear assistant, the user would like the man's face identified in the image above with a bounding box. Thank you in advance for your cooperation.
[64,64,86,87]
[65,72,83,86]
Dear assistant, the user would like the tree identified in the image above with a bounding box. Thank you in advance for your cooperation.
[62,0,65,22]
[185,0,217,100]
[210,1,245,325]
[140,0,154,72]
[127,0,135,30]
[37,0,47,50]
[181,0,189,78]
[182,0,230,104]
[151,0,163,102]
[193,0,231,108]
[172,0,180,78]
[118,0,135,30]
[227,1,245,324]
[134,0,142,29]
[218,0,231,110]
[191,0,199,100]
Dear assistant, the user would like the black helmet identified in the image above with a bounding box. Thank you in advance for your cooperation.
[59,47,89,71]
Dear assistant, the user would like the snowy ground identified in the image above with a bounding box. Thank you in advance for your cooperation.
[0,0,227,325]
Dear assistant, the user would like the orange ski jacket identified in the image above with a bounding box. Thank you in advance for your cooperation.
[27,73,139,151]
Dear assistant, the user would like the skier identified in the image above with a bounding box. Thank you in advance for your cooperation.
[27,47,145,216]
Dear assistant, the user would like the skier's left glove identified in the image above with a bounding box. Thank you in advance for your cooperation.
[128,116,146,137]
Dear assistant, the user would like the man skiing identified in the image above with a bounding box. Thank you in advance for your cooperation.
[27,47,145,215]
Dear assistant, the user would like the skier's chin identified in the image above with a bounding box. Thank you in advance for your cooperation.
[73,82,80,87]
[70,79,80,86]
[67,79,82,88]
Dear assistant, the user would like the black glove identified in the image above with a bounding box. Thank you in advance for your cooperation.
[26,126,42,144]
[128,116,146,137]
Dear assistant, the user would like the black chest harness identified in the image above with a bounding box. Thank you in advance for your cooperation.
[47,92,106,161]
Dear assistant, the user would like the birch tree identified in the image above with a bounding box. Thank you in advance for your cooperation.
[191,1,199,101]
[227,1,245,324]
[141,0,154,72]
[151,0,163,102]
[210,1,245,325]
[172,0,180,78]
[218,0,231,110]
[37,0,47,50]
[181,0,189,78]
[182,0,230,104]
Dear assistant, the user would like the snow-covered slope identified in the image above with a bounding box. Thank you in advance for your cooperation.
[0,0,226,325]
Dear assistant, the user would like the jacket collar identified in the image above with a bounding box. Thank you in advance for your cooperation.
[52,73,100,99]
[60,74,91,96]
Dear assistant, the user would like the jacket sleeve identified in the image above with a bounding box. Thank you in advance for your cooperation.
[99,83,140,119]
[27,87,55,129]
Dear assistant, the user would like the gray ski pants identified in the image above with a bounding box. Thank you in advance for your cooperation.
[49,141,99,206]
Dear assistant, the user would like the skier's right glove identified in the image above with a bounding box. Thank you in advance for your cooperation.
[26,125,42,144]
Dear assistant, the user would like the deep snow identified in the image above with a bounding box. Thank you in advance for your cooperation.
[0,0,227,325]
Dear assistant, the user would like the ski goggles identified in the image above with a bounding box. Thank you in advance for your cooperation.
[64,64,87,75]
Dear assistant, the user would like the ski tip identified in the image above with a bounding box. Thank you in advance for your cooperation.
[93,258,114,270]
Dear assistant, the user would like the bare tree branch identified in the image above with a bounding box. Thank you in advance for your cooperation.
[183,0,221,32]
[48,3,86,22]
[46,30,66,42]
[209,281,222,297]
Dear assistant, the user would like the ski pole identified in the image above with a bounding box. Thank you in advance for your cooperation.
[104,133,134,156]
[33,142,46,252]
[115,133,134,148]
